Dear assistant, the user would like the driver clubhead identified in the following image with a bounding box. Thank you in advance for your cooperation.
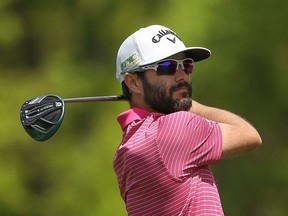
[20,95,65,142]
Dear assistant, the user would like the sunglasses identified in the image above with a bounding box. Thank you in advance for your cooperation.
[140,58,194,75]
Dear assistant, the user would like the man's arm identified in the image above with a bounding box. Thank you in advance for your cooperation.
[190,100,262,159]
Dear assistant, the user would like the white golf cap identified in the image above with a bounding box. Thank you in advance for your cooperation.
[116,24,211,83]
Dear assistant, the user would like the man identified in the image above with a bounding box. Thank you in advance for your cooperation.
[113,24,262,216]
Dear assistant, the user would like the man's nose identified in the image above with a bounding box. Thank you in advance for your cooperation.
[174,65,190,82]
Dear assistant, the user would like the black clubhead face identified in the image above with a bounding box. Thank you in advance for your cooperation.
[20,95,65,141]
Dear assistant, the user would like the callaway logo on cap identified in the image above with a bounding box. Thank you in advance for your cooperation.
[116,24,211,83]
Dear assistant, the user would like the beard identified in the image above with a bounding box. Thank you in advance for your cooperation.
[141,76,192,114]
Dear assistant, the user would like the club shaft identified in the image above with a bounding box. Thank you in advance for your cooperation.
[63,95,125,103]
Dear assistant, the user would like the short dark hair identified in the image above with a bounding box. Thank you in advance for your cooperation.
[121,72,146,102]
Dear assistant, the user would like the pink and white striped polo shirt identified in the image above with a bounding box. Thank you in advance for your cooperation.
[114,108,223,216]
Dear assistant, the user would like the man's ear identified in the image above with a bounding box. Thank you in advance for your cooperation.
[123,73,143,94]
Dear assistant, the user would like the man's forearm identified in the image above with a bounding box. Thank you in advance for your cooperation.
[190,100,246,125]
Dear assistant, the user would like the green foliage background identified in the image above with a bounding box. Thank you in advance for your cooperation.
[1,0,287,215]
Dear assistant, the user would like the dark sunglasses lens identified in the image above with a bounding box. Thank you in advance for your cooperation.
[183,59,194,74]
[157,61,177,74]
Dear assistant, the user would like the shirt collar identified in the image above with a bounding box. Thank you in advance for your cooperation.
[117,107,152,131]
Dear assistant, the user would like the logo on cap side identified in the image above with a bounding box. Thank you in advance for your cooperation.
[152,29,182,43]
[121,53,141,72]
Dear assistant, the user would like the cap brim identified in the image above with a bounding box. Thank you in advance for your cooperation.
[139,47,211,67]
[183,47,211,62]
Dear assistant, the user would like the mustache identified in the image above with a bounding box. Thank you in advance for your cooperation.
[169,81,192,96]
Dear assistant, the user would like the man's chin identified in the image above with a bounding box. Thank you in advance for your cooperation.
[173,98,192,112]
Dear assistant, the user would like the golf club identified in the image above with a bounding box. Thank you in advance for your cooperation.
[20,94,125,142]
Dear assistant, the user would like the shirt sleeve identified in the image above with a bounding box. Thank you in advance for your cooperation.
[156,111,222,179]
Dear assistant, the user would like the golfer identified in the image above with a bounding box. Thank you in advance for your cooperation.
[113,24,262,216]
